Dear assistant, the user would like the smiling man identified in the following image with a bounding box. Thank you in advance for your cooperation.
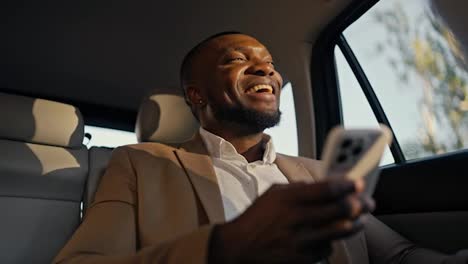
[54,32,466,264]
[181,32,282,139]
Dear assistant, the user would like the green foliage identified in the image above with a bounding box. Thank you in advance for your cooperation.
[374,1,468,158]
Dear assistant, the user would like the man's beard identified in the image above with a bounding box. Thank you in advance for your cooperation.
[210,103,281,134]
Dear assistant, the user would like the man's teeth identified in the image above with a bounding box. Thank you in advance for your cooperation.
[246,84,273,94]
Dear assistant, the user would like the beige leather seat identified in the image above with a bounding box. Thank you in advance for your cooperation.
[0,92,88,264]
[83,92,199,213]
[82,146,113,213]
[135,93,199,143]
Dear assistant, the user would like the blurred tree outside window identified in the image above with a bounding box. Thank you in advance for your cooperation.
[338,0,468,160]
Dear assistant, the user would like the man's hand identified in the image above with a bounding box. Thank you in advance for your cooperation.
[209,180,375,264]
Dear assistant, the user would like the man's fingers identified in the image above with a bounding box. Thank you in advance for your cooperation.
[291,195,365,229]
[296,216,367,244]
[359,195,376,213]
[284,180,358,203]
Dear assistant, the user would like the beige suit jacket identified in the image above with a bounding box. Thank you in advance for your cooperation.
[54,134,368,264]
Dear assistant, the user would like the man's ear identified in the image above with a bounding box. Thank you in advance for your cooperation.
[186,85,204,106]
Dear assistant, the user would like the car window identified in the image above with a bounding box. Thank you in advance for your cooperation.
[335,47,394,165]
[84,125,137,148]
[265,82,299,156]
[337,0,468,160]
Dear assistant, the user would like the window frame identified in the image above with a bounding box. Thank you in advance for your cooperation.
[314,0,468,233]
[335,35,405,163]
[311,0,409,163]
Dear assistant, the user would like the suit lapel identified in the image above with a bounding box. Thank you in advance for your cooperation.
[174,135,354,264]
[174,133,225,223]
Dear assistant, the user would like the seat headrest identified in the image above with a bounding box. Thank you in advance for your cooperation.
[0,92,84,148]
[135,93,199,143]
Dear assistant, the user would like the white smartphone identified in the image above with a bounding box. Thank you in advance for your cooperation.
[318,125,393,194]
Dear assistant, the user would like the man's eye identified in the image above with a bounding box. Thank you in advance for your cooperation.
[229,58,246,62]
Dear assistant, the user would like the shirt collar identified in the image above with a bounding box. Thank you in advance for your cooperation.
[199,127,276,164]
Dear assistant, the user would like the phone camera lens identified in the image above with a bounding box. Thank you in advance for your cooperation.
[337,154,347,163]
[341,139,352,149]
[352,146,363,155]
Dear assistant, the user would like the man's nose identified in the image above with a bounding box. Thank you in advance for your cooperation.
[245,62,275,76]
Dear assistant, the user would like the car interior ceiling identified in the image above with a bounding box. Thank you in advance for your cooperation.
[2,0,352,135]
[3,1,468,135]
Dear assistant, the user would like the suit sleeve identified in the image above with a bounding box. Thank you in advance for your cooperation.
[365,214,468,264]
[53,146,214,264]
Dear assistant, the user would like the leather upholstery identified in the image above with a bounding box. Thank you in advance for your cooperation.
[82,93,199,214]
[135,93,199,143]
[83,93,199,214]
[0,92,84,148]
[0,140,87,201]
[1,197,81,264]
[82,146,113,214]
[0,93,87,264]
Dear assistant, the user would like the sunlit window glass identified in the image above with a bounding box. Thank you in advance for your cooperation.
[84,126,137,148]
[335,47,395,166]
[265,82,299,156]
[343,0,468,159]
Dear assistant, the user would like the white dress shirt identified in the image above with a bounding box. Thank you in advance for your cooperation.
[199,127,289,221]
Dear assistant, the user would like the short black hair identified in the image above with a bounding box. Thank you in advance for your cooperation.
[179,31,243,95]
